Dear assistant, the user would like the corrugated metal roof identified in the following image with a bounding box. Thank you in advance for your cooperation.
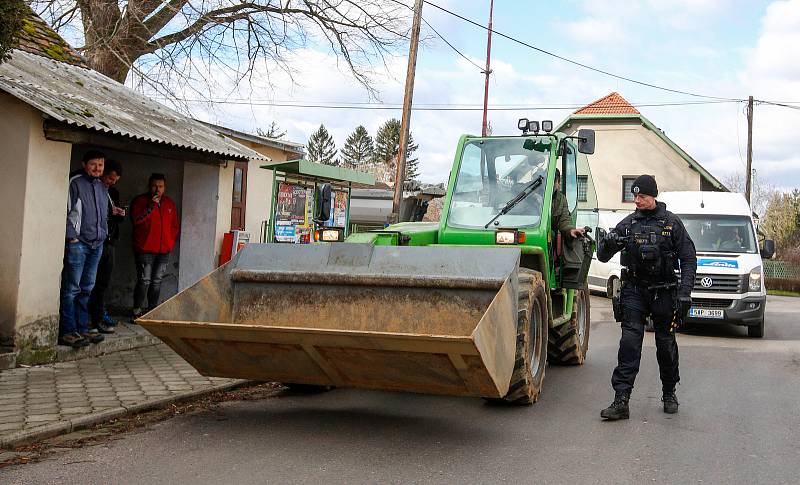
[0,50,266,161]
[260,159,375,185]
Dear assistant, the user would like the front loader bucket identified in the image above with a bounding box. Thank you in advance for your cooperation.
[139,243,521,398]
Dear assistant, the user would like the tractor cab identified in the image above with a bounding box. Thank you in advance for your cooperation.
[438,120,598,293]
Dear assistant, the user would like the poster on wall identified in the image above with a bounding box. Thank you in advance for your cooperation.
[274,221,296,243]
[275,182,313,243]
[325,191,348,228]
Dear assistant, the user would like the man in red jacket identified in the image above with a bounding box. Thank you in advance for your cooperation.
[130,173,180,319]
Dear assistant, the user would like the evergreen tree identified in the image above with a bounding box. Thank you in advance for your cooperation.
[373,119,419,182]
[307,124,337,165]
[341,126,375,170]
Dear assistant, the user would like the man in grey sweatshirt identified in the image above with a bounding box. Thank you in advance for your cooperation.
[59,150,109,348]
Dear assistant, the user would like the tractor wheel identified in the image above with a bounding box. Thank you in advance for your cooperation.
[498,268,549,405]
[548,287,591,365]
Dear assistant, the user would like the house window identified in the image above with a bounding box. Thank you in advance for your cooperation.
[622,176,636,202]
[577,175,588,202]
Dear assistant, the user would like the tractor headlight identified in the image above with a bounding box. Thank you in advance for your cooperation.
[495,230,525,245]
[749,266,762,292]
[315,228,343,242]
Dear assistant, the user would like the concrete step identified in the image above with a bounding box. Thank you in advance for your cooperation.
[0,347,19,370]
[55,321,161,363]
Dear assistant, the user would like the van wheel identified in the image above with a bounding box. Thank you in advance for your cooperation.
[492,268,548,405]
[606,277,617,299]
[747,319,764,338]
[547,287,590,365]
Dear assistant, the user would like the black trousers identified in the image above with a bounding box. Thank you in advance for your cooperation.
[611,283,680,395]
[88,241,115,326]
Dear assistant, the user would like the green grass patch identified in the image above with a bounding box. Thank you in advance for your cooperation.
[767,289,800,297]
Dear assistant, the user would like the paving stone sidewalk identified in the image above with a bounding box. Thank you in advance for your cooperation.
[0,344,244,448]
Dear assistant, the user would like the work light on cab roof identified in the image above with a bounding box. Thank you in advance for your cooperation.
[517,118,553,135]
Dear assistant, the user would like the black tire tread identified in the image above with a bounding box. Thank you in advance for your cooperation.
[547,287,590,365]
[502,268,548,404]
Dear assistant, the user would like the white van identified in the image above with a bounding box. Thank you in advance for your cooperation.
[587,210,629,296]
[658,191,775,337]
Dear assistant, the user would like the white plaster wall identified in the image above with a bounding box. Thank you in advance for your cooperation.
[245,160,274,241]
[0,94,32,344]
[179,162,225,290]
[214,162,234,266]
[562,120,701,210]
[0,95,71,346]
[17,105,72,334]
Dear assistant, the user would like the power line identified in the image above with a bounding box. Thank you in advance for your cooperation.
[421,17,484,71]
[153,97,739,111]
[424,1,743,102]
[757,100,800,111]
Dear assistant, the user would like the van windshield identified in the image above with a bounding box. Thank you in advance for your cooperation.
[679,215,757,253]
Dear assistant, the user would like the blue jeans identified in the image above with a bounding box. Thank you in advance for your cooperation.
[60,241,103,335]
[133,253,170,313]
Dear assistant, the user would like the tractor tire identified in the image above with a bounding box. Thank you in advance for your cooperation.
[498,268,549,405]
[548,287,590,365]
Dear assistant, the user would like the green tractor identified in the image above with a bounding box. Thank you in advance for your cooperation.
[138,120,599,405]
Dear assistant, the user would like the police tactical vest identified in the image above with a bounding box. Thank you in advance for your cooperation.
[621,215,678,283]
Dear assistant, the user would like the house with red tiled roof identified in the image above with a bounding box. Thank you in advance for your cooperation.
[557,92,726,295]
[557,92,725,212]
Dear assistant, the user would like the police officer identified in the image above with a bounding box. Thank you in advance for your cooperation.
[596,175,697,420]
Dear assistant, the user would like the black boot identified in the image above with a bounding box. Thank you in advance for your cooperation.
[601,393,630,420]
[662,390,679,414]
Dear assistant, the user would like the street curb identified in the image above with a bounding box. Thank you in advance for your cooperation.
[0,380,251,449]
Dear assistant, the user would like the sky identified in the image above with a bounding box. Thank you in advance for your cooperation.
[134,0,800,190]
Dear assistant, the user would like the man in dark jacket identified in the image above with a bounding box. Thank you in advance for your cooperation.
[551,169,584,239]
[596,175,696,420]
[88,160,126,333]
[130,173,180,319]
[59,150,109,348]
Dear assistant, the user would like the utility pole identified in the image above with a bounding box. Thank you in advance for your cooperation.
[745,95,754,205]
[391,0,424,221]
[481,0,494,136]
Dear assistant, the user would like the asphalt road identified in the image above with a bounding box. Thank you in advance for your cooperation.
[4,295,800,484]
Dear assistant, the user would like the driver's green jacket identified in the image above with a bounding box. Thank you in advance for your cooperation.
[551,190,573,236]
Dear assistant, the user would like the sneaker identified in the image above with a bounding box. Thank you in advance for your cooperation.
[662,391,679,414]
[131,308,143,324]
[80,330,105,344]
[58,332,89,349]
[102,313,118,327]
[601,393,630,421]
[94,320,116,334]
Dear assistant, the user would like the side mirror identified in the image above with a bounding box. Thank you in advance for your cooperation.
[760,239,775,259]
[577,129,595,155]
[314,183,332,223]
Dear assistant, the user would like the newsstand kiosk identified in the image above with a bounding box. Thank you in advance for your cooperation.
[261,159,375,244]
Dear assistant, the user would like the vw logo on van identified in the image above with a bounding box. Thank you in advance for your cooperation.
[700,277,713,288]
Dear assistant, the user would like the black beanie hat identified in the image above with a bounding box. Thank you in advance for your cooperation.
[631,174,658,197]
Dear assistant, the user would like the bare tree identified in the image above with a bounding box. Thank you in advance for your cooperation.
[721,170,775,218]
[32,0,412,99]
[256,121,285,139]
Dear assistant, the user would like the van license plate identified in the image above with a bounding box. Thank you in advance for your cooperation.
[689,308,723,319]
